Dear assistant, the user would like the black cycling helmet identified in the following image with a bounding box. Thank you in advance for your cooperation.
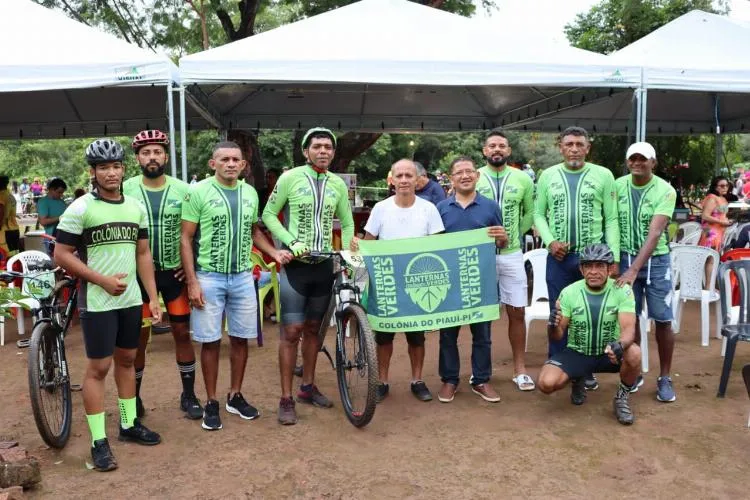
[301,127,336,152]
[85,139,124,167]
[579,243,614,265]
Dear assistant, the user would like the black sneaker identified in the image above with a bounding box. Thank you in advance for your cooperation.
[410,381,433,402]
[226,392,260,420]
[630,374,645,393]
[584,374,599,391]
[376,383,390,403]
[136,396,145,419]
[614,385,635,425]
[180,392,204,420]
[293,365,303,377]
[90,438,117,472]
[297,385,334,408]
[570,377,587,405]
[118,419,161,445]
[202,399,222,431]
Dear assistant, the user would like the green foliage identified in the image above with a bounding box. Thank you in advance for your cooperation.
[565,0,727,54]
[0,286,30,318]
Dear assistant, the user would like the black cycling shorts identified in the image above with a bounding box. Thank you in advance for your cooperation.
[4,229,20,252]
[279,259,334,325]
[137,269,190,323]
[374,331,426,347]
[544,347,621,380]
[80,305,142,359]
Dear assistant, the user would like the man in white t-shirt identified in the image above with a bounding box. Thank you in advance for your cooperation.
[351,159,444,403]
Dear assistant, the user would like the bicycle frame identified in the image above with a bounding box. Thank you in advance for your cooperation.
[315,254,364,369]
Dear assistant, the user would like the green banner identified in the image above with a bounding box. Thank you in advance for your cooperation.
[359,228,499,332]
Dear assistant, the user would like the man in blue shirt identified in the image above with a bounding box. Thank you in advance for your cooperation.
[436,156,508,404]
[37,178,68,254]
[415,161,447,205]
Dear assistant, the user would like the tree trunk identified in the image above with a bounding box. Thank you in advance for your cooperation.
[330,133,382,172]
[227,130,264,188]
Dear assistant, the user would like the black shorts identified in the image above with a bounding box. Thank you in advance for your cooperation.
[279,259,334,325]
[374,331,426,347]
[138,269,190,323]
[80,305,142,359]
[545,347,621,379]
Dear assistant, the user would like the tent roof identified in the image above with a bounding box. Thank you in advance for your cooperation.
[0,0,208,140]
[610,10,750,92]
[180,0,639,132]
[1,0,178,91]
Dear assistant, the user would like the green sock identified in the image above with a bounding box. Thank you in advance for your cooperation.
[118,397,136,429]
[86,412,106,446]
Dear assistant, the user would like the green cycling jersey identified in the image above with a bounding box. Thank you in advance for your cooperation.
[476,165,534,254]
[616,174,676,257]
[122,175,188,270]
[261,165,354,257]
[534,162,620,259]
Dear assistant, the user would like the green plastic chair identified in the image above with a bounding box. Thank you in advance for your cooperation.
[250,251,280,331]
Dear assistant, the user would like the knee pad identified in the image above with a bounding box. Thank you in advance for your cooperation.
[405,332,425,347]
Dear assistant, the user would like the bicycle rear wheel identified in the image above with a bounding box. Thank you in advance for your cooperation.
[28,322,72,448]
[335,304,377,428]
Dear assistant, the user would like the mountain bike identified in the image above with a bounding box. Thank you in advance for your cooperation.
[311,251,377,428]
[0,265,78,448]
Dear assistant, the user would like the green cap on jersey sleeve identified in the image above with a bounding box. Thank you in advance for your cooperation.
[534,162,620,260]
[262,165,354,254]
[559,279,635,356]
[56,193,148,313]
[123,175,189,270]
[476,166,534,254]
[182,177,259,274]
[616,175,676,257]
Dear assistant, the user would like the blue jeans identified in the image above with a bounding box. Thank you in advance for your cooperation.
[190,271,257,343]
[546,252,583,357]
[439,321,492,386]
[620,253,674,322]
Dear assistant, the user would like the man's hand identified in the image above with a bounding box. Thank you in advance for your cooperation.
[187,280,205,309]
[100,273,128,296]
[609,263,620,279]
[604,341,624,365]
[548,241,569,261]
[289,240,309,257]
[273,249,293,265]
[616,267,637,287]
[174,268,186,282]
[488,226,508,248]
[148,298,162,323]
[350,236,360,253]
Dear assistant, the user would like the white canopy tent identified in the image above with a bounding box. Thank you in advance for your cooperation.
[179,0,640,138]
[519,11,750,139]
[0,0,213,179]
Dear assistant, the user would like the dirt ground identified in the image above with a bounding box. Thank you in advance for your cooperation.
[1,301,749,500]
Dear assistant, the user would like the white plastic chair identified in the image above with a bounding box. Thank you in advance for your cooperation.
[674,221,702,244]
[721,223,740,252]
[523,248,549,351]
[671,245,721,346]
[5,251,50,343]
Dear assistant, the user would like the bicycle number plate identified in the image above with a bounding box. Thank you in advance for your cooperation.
[23,271,56,300]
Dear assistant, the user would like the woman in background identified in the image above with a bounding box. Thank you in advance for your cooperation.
[698,176,733,251]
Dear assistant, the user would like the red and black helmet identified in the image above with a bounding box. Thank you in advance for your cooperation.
[132,129,169,152]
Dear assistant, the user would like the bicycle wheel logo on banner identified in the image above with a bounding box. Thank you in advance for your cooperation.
[404,253,451,313]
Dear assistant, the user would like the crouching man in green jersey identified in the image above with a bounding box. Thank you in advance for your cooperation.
[537,244,642,425]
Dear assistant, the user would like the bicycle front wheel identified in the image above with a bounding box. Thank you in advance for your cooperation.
[28,322,72,448]
[335,304,377,428]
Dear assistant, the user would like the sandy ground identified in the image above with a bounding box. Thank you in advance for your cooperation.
[1,301,749,499]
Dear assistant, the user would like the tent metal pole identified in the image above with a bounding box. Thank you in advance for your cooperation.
[167,84,177,178]
[635,67,648,142]
[179,86,188,182]
[715,94,722,172]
